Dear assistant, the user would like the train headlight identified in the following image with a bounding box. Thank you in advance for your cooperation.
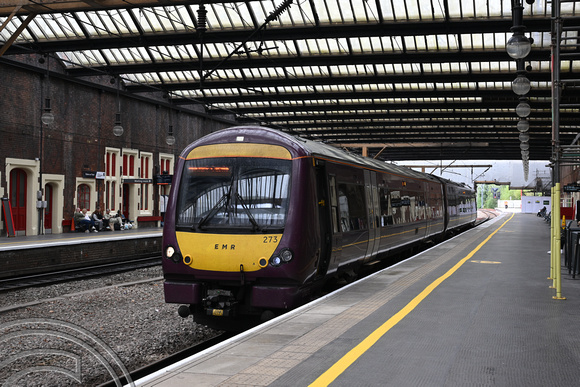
[166,246,175,258]
[280,248,293,263]
[270,256,282,267]
[165,246,183,263]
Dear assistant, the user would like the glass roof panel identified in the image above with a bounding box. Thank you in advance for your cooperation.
[125,72,162,85]
[0,0,574,160]
[85,10,135,36]
[57,50,106,67]
[208,2,253,30]
[34,13,83,40]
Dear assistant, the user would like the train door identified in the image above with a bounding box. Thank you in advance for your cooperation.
[364,170,381,261]
[315,160,332,278]
[10,168,27,234]
[44,183,53,233]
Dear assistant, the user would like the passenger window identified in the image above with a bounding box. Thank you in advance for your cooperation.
[329,176,339,234]
[379,187,393,226]
[338,183,367,232]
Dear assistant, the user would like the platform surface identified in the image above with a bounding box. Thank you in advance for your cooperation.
[0,227,162,251]
[136,213,580,387]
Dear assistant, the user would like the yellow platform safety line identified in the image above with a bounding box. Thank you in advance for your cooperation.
[309,213,515,387]
[552,183,566,300]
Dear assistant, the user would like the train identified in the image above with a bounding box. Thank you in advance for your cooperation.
[162,126,477,330]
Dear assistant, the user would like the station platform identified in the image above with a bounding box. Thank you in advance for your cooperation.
[0,228,162,280]
[136,212,580,386]
[0,227,162,252]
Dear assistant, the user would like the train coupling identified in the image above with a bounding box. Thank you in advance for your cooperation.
[203,289,238,317]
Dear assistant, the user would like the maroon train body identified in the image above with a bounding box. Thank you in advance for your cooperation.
[162,126,476,329]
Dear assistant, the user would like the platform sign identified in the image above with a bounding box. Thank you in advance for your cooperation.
[1,198,15,237]
[155,174,173,185]
[123,178,153,184]
[564,184,580,192]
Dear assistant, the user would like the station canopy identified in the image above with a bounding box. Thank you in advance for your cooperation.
[1,0,579,161]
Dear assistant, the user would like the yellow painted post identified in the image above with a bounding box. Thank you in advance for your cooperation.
[548,187,555,280]
[554,183,566,300]
[552,187,559,289]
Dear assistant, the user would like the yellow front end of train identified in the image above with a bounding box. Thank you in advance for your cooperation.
[175,232,283,271]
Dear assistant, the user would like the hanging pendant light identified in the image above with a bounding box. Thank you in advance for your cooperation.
[113,77,124,136]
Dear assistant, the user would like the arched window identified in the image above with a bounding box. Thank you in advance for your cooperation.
[77,184,90,210]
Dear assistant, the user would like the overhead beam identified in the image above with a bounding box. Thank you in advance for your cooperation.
[126,72,553,93]
[332,142,491,148]
[63,50,551,77]
[0,0,197,16]
[0,10,36,57]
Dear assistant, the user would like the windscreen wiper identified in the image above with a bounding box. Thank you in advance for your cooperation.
[196,175,235,230]
[235,193,261,231]
[196,191,230,230]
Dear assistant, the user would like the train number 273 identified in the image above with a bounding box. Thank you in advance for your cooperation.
[263,236,279,243]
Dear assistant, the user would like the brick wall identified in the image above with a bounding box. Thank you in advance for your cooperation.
[1,54,235,229]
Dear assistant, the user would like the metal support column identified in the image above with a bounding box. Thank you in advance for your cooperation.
[551,0,565,300]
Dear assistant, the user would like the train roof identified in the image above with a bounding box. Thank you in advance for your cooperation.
[212,126,443,184]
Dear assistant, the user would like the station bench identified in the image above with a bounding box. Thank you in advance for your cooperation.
[137,216,163,228]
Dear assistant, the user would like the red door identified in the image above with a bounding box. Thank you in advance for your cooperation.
[44,183,53,231]
[10,169,27,232]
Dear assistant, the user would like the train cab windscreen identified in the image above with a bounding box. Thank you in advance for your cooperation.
[175,157,291,232]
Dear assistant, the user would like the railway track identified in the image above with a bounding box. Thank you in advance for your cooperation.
[0,256,161,292]
[97,332,236,387]
[476,209,499,225]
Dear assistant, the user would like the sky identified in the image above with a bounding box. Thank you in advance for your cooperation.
[394,160,552,190]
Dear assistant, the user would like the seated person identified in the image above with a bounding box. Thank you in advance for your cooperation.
[92,207,104,231]
[117,210,133,229]
[105,209,122,230]
[77,208,97,232]
[73,208,86,231]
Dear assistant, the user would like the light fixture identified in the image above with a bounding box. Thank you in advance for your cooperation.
[166,125,176,146]
[41,55,55,126]
[519,132,530,142]
[113,76,124,136]
[113,112,124,137]
[516,99,531,117]
[520,142,530,151]
[41,98,54,125]
[517,119,529,132]
[507,0,532,59]
[506,33,532,59]
[512,73,531,95]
